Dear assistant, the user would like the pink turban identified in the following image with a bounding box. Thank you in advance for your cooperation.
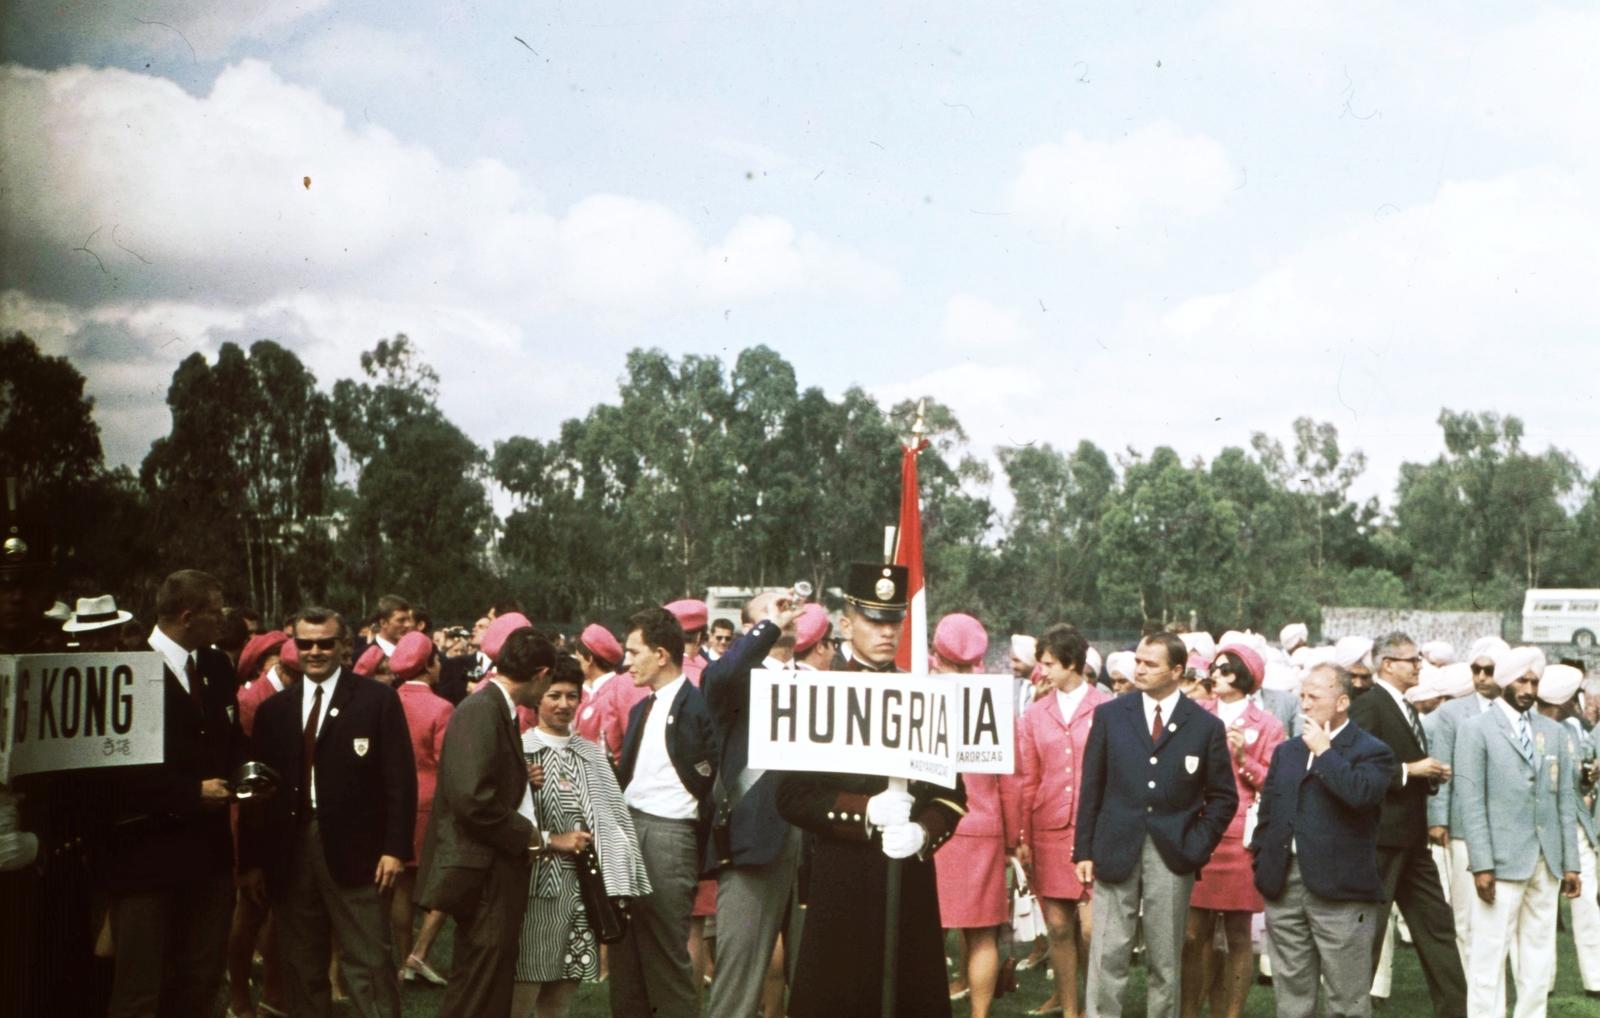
[1435,662,1475,699]
[1537,664,1583,705]
[1491,645,1546,688]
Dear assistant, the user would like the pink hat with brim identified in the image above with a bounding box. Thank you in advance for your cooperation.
[483,612,532,662]
[390,631,435,682]
[1217,643,1265,686]
[794,604,831,654]
[933,613,988,667]
[238,631,288,683]
[664,600,709,631]
[354,644,385,677]
[580,623,623,667]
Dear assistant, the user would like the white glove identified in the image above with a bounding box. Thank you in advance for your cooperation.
[0,789,21,835]
[865,787,914,828]
[0,831,39,872]
[880,821,926,860]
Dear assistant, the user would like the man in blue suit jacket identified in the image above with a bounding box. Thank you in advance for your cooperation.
[698,591,805,1018]
[1074,632,1238,1018]
[1251,662,1394,1018]
[613,608,718,1018]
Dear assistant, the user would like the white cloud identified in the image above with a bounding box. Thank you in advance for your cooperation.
[940,294,1030,349]
[1008,120,1238,236]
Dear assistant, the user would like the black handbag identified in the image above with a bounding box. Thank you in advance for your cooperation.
[571,824,630,944]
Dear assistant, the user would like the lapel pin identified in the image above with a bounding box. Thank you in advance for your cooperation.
[329,708,339,717]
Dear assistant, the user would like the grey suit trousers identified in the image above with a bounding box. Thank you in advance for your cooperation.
[611,810,701,1018]
[276,820,402,1018]
[1264,858,1378,1018]
[1087,834,1195,1018]
[706,827,802,1018]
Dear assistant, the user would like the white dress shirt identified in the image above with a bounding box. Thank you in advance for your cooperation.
[1217,695,1250,728]
[762,656,794,671]
[624,676,698,820]
[1474,692,1495,713]
[265,667,285,694]
[1376,677,1422,784]
[149,625,196,692]
[301,668,342,808]
[375,634,397,656]
[1142,688,1183,735]
[492,679,538,828]
[1055,681,1091,723]
[1494,697,1535,752]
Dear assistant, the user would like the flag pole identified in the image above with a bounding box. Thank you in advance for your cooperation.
[882,399,928,1018]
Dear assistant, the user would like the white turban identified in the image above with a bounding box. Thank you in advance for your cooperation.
[1435,662,1475,699]
[1279,623,1309,653]
[1105,651,1137,682]
[1262,661,1300,694]
[1420,641,1454,667]
[1537,664,1583,705]
[1406,665,1443,702]
[1181,631,1216,662]
[1334,636,1374,671]
[1011,635,1037,669]
[1084,646,1103,678]
[1468,636,1509,665]
[1491,645,1546,687]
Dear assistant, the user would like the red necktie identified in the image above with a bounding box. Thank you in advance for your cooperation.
[1151,703,1164,746]
[301,683,324,821]
[185,656,204,718]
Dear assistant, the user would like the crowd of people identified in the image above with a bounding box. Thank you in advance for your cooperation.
[2,488,1599,1018]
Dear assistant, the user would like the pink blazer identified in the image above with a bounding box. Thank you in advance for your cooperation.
[1002,683,1111,849]
[397,682,454,812]
[1200,698,1285,839]
[956,772,1007,839]
[586,671,649,762]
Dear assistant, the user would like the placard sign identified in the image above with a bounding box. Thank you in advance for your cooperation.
[747,670,1014,788]
[1,653,166,782]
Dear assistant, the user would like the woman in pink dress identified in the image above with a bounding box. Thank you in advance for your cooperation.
[931,615,1010,1018]
[1003,625,1110,1018]
[1181,643,1285,1018]
[387,632,456,985]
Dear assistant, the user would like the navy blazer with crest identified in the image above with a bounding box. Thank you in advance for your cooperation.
[699,620,792,870]
[1072,690,1239,884]
[102,644,248,893]
[1249,720,1394,902]
[239,670,417,896]
[617,675,718,854]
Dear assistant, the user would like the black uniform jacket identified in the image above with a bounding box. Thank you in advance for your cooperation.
[1347,683,1433,848]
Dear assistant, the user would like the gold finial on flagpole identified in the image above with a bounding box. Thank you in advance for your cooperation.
[911,398,927,445]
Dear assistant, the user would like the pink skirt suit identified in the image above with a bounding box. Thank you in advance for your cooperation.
[397,681,454,866]
[1002,683,1111,901]
[935,772,1011,928]
[1188,698,1284,912]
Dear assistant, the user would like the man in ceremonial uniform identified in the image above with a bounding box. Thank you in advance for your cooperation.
[775,562,968,1018]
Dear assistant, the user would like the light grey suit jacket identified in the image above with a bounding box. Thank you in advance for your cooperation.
[1566,719,1599,848]
[1256,688,1303,739]
[1456,703,1578,881]
[1424,692,1495,832]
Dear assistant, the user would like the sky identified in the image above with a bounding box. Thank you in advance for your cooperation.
[2,1,1596,511]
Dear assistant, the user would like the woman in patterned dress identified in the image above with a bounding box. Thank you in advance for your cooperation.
[513,659,651,1018]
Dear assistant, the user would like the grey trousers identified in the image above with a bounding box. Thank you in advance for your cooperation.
[1087,835,1195,1018]
[107,873,234,1018]
[1264,858,1377,1018]
[276,820,402,1018]
[611,810,700,1018]
[706,827,802,1018]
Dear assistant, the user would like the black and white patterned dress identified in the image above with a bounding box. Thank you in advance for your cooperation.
[515,731,598,982]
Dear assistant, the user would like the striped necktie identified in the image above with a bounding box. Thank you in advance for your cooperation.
[1515,713,1535,765]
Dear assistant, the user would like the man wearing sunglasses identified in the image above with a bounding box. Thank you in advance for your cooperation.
[1348,632,1467,1018]
[1423,636,1510,971]
[241,607,418,1018]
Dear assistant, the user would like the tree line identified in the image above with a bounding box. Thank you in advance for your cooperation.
[3,331,1595,635]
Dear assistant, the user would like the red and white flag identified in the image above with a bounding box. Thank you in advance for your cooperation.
[894,436,929,674]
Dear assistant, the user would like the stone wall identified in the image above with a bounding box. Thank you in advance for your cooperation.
[1319,608,1504,654]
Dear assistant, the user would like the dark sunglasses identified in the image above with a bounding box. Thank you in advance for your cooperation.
[1470,663,1494,675]
[294,637,340,651]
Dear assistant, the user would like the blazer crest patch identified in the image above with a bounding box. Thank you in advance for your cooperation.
[1243,728,1259,744]
[353,737,370,757]
[1184,755,1199,774]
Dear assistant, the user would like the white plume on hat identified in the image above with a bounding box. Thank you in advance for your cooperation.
[1011,635,1037,669]
[1334,636,1374,671]
[1491,645,1546,688]
[1105,650,1137,682]
[1279,623,1309,653]
[1468,636,1509,664]
[1435,662,1475,699]
[1420,641,1454,667]
[1537,664,1583,705]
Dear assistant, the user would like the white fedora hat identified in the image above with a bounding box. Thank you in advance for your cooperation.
[61,594,134,633]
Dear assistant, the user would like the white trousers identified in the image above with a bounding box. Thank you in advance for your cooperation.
[1368,907,1396,997]
[1574,833,1600,992]
[1465,857,1558,1018]
[1448,838,1477,972]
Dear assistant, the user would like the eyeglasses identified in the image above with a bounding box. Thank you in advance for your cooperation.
[1383,655,1423,666]
[294,638,340,651]
[1470,663,1494,675]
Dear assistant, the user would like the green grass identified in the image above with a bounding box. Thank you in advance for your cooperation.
[369,900,1596,1016]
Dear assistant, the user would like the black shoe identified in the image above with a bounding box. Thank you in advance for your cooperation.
[1585,989,1600,999]
[1370,996,1387,1010]
[1256,975,1273,986]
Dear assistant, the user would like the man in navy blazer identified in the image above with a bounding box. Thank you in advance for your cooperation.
[239,606,416,1018]
[698,591,805,1018]
[1251,662,1394,1018]
[613,608,719,1018]
[1074,631,1238,1018]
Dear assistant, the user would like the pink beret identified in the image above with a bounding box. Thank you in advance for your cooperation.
[279,637,300,670]
[1217,643,1265,685]
[794,604,831,654]
[580,623,623,666]
[354,644,385,677]
[482,612,532,662]
[933,613,988,667]
[664,599,709,631]
[238,631,288,683]
[390,631,435,682]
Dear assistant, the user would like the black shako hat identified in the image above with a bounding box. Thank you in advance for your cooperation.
[843,562,910,622]
[1,478,53,576]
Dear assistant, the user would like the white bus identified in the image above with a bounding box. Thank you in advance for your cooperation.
[1521,588,1600,648]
